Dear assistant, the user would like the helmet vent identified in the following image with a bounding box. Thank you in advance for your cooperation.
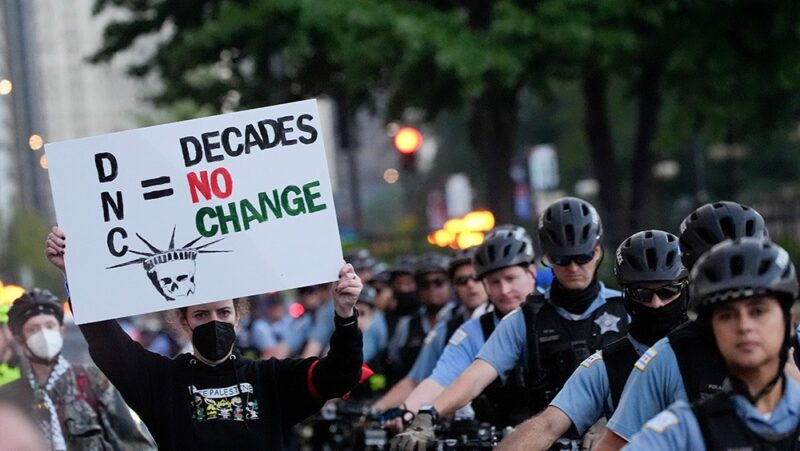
[704,268,720,283]
[565,224,575,246]
[628,257,643,271]
[719,216,735,239]
[563,203,572,212]
[502,244,512,258]
[623,238,632,248]
[581,204,589,216]
[730,255,745,276]
[696,228,716,245]
[666,250,676,267]
[581,224,591,243]
[757,259,772,276]
[667,234,676,242]
[782,265,792,279]
[690,213,699,221]
[545,209,553,221]
[644,231,653,239]
[487,245,496,262]
[646,248,658,271]
[745,220,755,237]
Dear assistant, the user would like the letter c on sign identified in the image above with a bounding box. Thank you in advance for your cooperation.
[107,227,128,257]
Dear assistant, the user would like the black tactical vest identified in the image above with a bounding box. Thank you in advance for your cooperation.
[523,294,628,416]
[693,392,800,451]
[444,306,469,343]
[669,321,728,402]
[602,335,639,408]
[472,309,528,427]
[396,312,427,380]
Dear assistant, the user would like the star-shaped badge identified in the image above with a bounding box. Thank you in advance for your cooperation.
[594,311,621,334]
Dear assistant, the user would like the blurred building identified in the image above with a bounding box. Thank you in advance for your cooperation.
[0,0,157,222]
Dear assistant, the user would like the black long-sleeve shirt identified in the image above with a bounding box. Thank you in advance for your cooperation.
[79,313,363,450]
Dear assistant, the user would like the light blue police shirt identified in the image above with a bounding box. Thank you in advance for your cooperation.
[476,284,622,382]
[550,334,650,435]
[624,374,800,450]
[606,336,688,440]
[363,311,389,363]
[285,313,314,354]
[429,313,500,387]
[408,317,453,383]
[308,298,335,346]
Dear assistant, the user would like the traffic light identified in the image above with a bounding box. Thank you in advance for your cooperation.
[393,126,423,171]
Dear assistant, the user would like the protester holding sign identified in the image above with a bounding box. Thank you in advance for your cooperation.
[45,225,365,450]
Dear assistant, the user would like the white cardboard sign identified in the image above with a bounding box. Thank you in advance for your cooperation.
[45,99,343,324]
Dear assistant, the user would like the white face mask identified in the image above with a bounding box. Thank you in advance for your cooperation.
[25,329,63,361]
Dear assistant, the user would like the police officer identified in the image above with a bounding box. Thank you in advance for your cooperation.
[373,247,488,412]
[385,253,454,386]
[497,230,689,450]
[597,201,771,449]
[625,238,800,449]
[384,255,420,339]
[393,197,627,449]
[389,226,536,448]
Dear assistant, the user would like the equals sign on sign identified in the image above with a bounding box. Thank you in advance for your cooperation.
[141,176,174,200]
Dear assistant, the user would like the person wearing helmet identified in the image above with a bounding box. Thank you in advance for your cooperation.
[597,201,776,450]
[345,248,378,284]
[384,255,420,339]
[299,282,338,358]
[373,247,488,414]
[385,253,454,387]
[0,303,21,387]
[496,230,690,450]
[390,227,537,447]
[0,289,156,450]
[356,286,389,367]
[625,238,800,450]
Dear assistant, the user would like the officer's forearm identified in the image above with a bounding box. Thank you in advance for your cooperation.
[495,406,572,451]
[432,359,497,418]
[373,377,417,411]
[404,378,445,413]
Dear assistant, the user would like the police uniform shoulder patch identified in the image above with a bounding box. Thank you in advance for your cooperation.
[424,329,438,345]
[643,410,679,433]
[448,329,468,346]
[580,352,603,368]
[634,348,658,371]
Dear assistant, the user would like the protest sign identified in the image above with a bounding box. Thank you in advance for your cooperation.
[45,99,343,324]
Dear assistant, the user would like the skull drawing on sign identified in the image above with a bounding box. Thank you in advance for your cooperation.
[106,228,229,302]
[144,249,199,300]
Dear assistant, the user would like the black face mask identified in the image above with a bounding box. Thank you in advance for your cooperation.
[191,321,236,362]
[625,292,688,346]
[394,291,419,316]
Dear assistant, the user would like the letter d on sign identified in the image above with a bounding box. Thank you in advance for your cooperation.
[95,153,118,183]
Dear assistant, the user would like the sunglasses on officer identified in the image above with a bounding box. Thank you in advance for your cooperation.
[544,253,595,267]
[418,276,448,290]
[624,281,686,304]
[453,274,478,286]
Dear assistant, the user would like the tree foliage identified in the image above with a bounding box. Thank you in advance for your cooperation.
[92,0,800,246]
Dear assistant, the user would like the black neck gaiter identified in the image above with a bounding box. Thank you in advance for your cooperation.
[626,293,689,346]
[394,291,419,316]
[549,278,601,315]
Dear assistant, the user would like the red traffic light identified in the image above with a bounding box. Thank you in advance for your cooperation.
[393,127,423,155]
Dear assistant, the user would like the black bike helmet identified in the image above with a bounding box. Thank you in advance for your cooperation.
[485,224,535,263]
[345,248,377,273]
[357,286,378,307]
[448,247,477,279]
[474,231,534,279]
[388,255,417,278]
[415,253,451,278]
[690,237,797,404]
[538,197,602,257]
[7,289,64,336]
[690,238,796,316]
[615,230,687,285]
[679,201,768,270]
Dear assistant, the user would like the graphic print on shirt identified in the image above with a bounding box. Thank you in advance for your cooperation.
[189,382,259,422]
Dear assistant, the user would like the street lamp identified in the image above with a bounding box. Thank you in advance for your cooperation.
[0,79,11,96]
